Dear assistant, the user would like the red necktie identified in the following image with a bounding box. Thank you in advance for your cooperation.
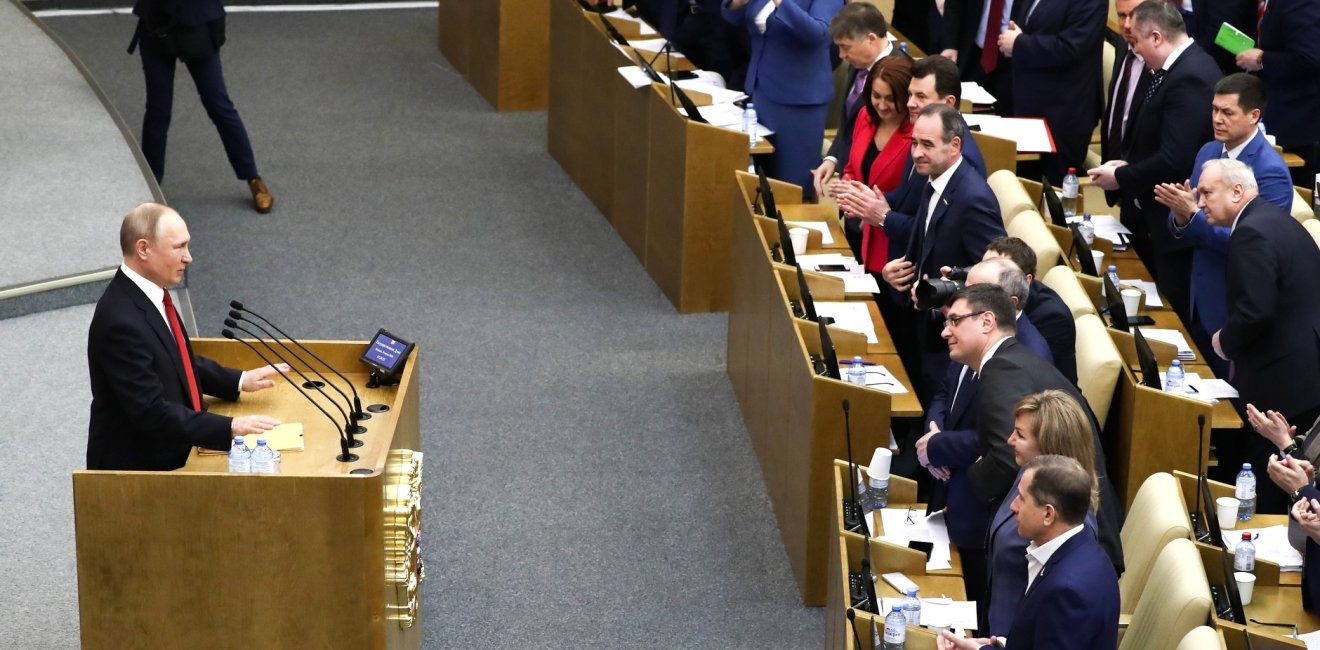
[163,291,201,411]
[1257,0,1268,36]
[981,0,1006,73]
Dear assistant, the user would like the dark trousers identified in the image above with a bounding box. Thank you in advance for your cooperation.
[140,41,258,183]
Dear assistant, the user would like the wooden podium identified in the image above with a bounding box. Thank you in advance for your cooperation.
[438,0,551,111]
[73,339,423,650]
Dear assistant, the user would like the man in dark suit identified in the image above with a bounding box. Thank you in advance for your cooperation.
[937,0,1013,115]
[983,236,1076,385]
[1201,160,1320,512]
[655,0,750,92]
[938,455,1120,650]
[1235,0,1320,185]
[1099,0,1150,209]
[994,0,1107,183]
[1158,73,1293,382]
[130,0,272,213]
[810,3,896,199]
[87,203,284,471]
[1087,0,1219,323]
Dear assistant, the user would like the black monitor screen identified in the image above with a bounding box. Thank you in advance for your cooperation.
[1133,327,1161,390]
[1042,175,1068,227]
[1104,274,1129,332]
[796,265,819,322]
[1071,224,1098,277]
[360,328,415,378]
[815,318,841,380]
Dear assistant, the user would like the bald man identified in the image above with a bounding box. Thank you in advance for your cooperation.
[87,203,283,471]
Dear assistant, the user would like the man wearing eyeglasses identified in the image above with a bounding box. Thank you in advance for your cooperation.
[915,284,1118,599]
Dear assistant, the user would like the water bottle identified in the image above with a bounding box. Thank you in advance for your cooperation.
[901,587,922,626]
[228,436,251,473]
[1164,359,1184,393]
[1061,167,1079,220]
[899,42,910,57]
[1234,532,1256,572]
[1105,265,1121,299]
[869,473,890,510]
[883,605,906,650]
[1078,213,1096,246]
[1236,464,1257,520]
[251,437,277,474]
[743,102,757,149]
[848,356,867,386]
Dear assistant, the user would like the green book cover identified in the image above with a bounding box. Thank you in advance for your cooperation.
[1215,22,1255,55]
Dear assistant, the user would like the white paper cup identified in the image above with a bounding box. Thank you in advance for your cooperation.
[1235,571,1256,605]
[1121,288,1142,315]
[1091,250,1105,273]
[869,448,893,480]
[1217,496,1241,530]
[789,227,809,255]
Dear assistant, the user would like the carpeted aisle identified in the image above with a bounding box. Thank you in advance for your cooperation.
[7,6,824,648]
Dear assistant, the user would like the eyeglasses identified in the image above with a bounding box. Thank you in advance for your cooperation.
[943,310,988,329]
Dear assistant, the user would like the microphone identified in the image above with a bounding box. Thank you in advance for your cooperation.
[845,608,864,650]
[224,319,360,450]
[842,399,864,533]
[1194,413,1210,542]
[221,329,358,463]
[229,301,368,423]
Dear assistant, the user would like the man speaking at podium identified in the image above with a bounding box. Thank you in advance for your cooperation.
[86,203,284,471]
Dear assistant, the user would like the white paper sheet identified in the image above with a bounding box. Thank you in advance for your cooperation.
[873,508,950,570]
[1122,279,1164,309]
[627,38,688,60]
[1222,526,1305,570]
[961,114,1056,153]
[1143,328,1195,360]
[674,79,747,105]
[617,66,654,89]
[881,597,979,630]
[815,301,878,344]
[960,81,997,105]
[604,9,657,35]
[1297,629,1320,649]
[1157,371,1219,402]
[786,220,836,245]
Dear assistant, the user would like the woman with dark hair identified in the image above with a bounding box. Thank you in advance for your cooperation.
[830,55,912,274]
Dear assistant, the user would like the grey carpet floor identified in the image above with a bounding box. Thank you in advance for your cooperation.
[6,7,823,648]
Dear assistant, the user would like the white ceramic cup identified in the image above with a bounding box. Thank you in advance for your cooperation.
[1121,288,1142,315]
[1217,496,1241,530]
[789,227,809,255]
[1235,571,1256,605]
[1091,250,1105,273]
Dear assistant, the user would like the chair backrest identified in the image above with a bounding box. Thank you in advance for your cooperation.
[987,170,1036,225]
[1006,210,1062,271]
[1118,472,1192,613]
[1293,188,1316,222]
[1176,626,1225,650]
[1119,538,1212,650]
[1040,265,1097,319]
[1073,313,1122,428]
[971,131,1018,177]
[1304,219,1320,251]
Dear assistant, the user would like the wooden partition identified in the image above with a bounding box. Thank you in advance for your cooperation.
[74,340,422,650]
[438,0,551,111]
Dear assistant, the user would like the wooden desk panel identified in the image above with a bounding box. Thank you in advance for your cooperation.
[438,0,550,111]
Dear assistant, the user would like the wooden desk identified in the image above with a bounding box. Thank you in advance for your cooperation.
[74,340,423,650]
[439,0,551,111]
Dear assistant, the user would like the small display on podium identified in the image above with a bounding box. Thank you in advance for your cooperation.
[361,328,415,383]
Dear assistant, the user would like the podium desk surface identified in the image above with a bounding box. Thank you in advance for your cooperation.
[1242,585,1320,637]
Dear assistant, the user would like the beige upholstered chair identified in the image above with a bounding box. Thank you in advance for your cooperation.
[1176,626,1226,650]
[1118,538,1212,650]
[1073,313,1122,429]
[1118,472,1192,613]
[1305,219,1320,250]
[1006,211,1063,271]
[1293,188,1316,222]
[987,170,1036,225]
[1040,265,1097,319]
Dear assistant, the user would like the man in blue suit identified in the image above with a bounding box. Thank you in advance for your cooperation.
[130,0,273,213]
[938,455,1120,650]
[1158,73,1293,381]
[722,0,843,198]
[880,104,1004,401]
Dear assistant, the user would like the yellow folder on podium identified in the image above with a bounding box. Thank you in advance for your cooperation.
[197,422,305,455]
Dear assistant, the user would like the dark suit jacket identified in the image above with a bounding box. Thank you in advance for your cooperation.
[1257,0,1320,148]
[1100,35,1150,207]
[1299,483,1320,611]
[989,530,1120,650]
[1112,42,1220,251]
[87,270,241,470]
[1024,280,1077,385]
[1169,133,1294,336]
[1006,0,1107,170]
[132,0,225,26]
[901,157,1005,280]
[985,473,1100,637]
[721,0,842,105]
[940,0,988,76]
[927,338,1125,558]
[884,115,987,247]
[1221,198,1320,420]
[824,46,895,165]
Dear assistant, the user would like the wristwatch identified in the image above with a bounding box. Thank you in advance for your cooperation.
[1291,487,1305,504]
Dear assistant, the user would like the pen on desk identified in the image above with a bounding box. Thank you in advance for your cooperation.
[841,358,876,366]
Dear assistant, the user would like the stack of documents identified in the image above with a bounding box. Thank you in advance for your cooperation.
[1143,328,1196,361]
[880,597,979,632]
[603,9,657,36]
[961,114,1056,153]
[796,253,881,293]
[872,508,955,572]
[1157,371,1239,401]
[815,301,878,344]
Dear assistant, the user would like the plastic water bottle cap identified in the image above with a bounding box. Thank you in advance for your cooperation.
[1067,167,1076,174]
[1242,532,1252,540]
[1084,213,1092,220]
[906,587,918,596]
[1243,463,1252,470]
[234,435,245,444]
[892,605,902,612]
[256,438,268,446]
[1108,265,1117,272]
[1171,360,1181,367]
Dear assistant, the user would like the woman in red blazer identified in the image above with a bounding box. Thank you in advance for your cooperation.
[834,55,913,273]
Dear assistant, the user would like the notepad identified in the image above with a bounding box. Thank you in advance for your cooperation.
[1215,22,1255,55]
[197,422,305,455]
